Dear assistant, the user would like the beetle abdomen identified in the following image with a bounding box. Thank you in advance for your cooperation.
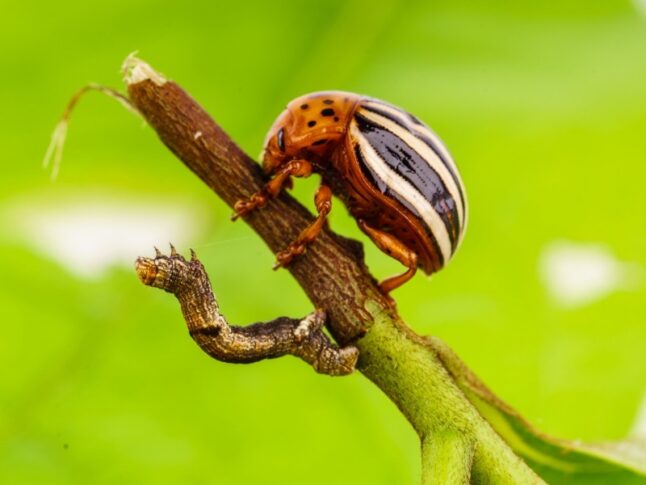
[349,98,467,270]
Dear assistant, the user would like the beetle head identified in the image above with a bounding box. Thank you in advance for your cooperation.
[262,92,361,174]
[261,108,293,174]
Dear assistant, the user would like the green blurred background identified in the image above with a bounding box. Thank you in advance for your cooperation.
[1,0,645,483]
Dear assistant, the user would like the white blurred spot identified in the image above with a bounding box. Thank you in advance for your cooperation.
[633,0,646,17]
[4,194,203,279]
[632,391,646,440]
[539,241,642,307]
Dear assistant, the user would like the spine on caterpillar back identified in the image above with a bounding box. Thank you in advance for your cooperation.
[350,97,467,270]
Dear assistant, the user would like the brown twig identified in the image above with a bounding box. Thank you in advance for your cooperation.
[135,246,358,375]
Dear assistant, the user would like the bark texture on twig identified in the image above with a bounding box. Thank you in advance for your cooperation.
[135,247,358,375]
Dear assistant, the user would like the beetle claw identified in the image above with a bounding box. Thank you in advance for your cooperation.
[231,201,250,221]
[274,243,307,269]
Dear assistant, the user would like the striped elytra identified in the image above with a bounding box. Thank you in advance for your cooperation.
[257,91,467,293]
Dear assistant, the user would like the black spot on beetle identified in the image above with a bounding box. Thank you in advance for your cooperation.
[300,103,309,110]
[312,139,328,146]
[321,108,335,117]
[334,116,339,122]
[323,99,334,105]
[307,120,316,127]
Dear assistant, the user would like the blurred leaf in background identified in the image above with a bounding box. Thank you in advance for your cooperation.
[0,0,644,483]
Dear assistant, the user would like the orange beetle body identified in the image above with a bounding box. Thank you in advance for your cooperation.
[236,91,467,295]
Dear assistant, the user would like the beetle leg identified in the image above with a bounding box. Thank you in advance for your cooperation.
[274,184,333,269]
[357,219,418,296]
[232,159,313,220]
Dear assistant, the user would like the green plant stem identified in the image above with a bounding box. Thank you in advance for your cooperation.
[357,307,542,483]
[421,433,474,485]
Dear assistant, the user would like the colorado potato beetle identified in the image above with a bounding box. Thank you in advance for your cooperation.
[233,91,467,295]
